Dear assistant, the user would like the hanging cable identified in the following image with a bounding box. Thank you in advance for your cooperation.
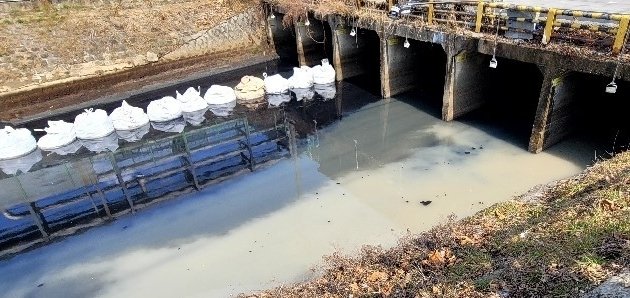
[489,9,503,68]
[607,27,629,93]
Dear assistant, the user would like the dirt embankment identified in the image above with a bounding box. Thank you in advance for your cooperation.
[245,151,630,297]
[0,0,268,121]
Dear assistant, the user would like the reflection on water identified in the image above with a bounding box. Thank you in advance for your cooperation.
[0,79,601,298]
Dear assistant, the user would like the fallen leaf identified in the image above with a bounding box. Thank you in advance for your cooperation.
[494,209,507,220]
[367,270,388,282]
[458,235,477,245]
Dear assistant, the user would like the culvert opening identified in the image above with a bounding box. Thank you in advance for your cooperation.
[460,56,543,148]
[269,12,299,67]
[343,29,381,96]
[549,72,630,154]
[398,39,447,113]
[299,17,334,67]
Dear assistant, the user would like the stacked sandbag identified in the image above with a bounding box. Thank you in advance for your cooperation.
[235,76,265,101]
[37,120,77,151]
[147,96,183,122]
[288,66,314,89]
[109,101,150,131]
[263,73,289,94]
[0,126,37,160]
[205,85,237,117]
[74,109,115,140]
[312,59,336,85]
[177,87,208,113]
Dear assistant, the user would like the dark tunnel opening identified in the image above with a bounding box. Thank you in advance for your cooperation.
[343,29,382,96]
[398,39,448,116]
[459,56,544,148]
[553,73,630,155]
[269,12,299,68]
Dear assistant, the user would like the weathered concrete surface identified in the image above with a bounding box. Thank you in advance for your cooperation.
[381,36,417,98]
[328,19,371,81]
[583,270,630,298]
[163,7,266,61]
[443,51,493,121]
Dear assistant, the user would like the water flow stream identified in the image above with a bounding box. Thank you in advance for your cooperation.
[0,79,599,297]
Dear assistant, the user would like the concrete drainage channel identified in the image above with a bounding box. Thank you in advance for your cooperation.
[266,3,630,154]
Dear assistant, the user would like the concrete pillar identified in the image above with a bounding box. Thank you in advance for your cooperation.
[295,17,327,67]
[529,68,580,153]
[330,23,367,81]
[380,36,416,98]
[442,50,491,121]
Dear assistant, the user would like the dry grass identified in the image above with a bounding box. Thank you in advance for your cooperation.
[242,151,630,297]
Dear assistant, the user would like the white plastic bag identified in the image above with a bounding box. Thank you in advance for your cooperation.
[75,108,115,140]
[147,96,183,122]
[109,100,150,131]
[0,126,38,160]
[37,120,77,150]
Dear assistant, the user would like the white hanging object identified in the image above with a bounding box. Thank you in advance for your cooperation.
[489,57,498,69]
[270,14,276,19]
[74,109,115,140]
[0,126,38,160]
[350,28,357,37]
[304,18,310,26]
[36,120,77,151]
[606,81,618,94]
[404,38,410,48]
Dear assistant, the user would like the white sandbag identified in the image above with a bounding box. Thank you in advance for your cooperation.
[50,140,82,156]
[81,132,119,153]
[109,100,150,131]
[288,66,314,89]
[209,101,236,117]
[235,76,265,101]
[0,149,42,175]
[116,123,150,142]
[177,87,208,113]
[263,73,289,94]
[151,117,186,133]
[314,83,337,99]
[268,93,292,107]
[312,59,336,85]
[74,108,115,140]
[292,88,315,101]
[0,126,38,160]
[147,96,183,122]
[183,108,208,126]
[36,120,77,151]
[204,85,237,105]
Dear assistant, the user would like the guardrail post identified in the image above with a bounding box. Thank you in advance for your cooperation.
[542,8,557,45]
[428,3,435,25]
[475,1,485,33]
[613,15,630,54]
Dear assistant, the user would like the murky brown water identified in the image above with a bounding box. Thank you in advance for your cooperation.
[0,82,598,297]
